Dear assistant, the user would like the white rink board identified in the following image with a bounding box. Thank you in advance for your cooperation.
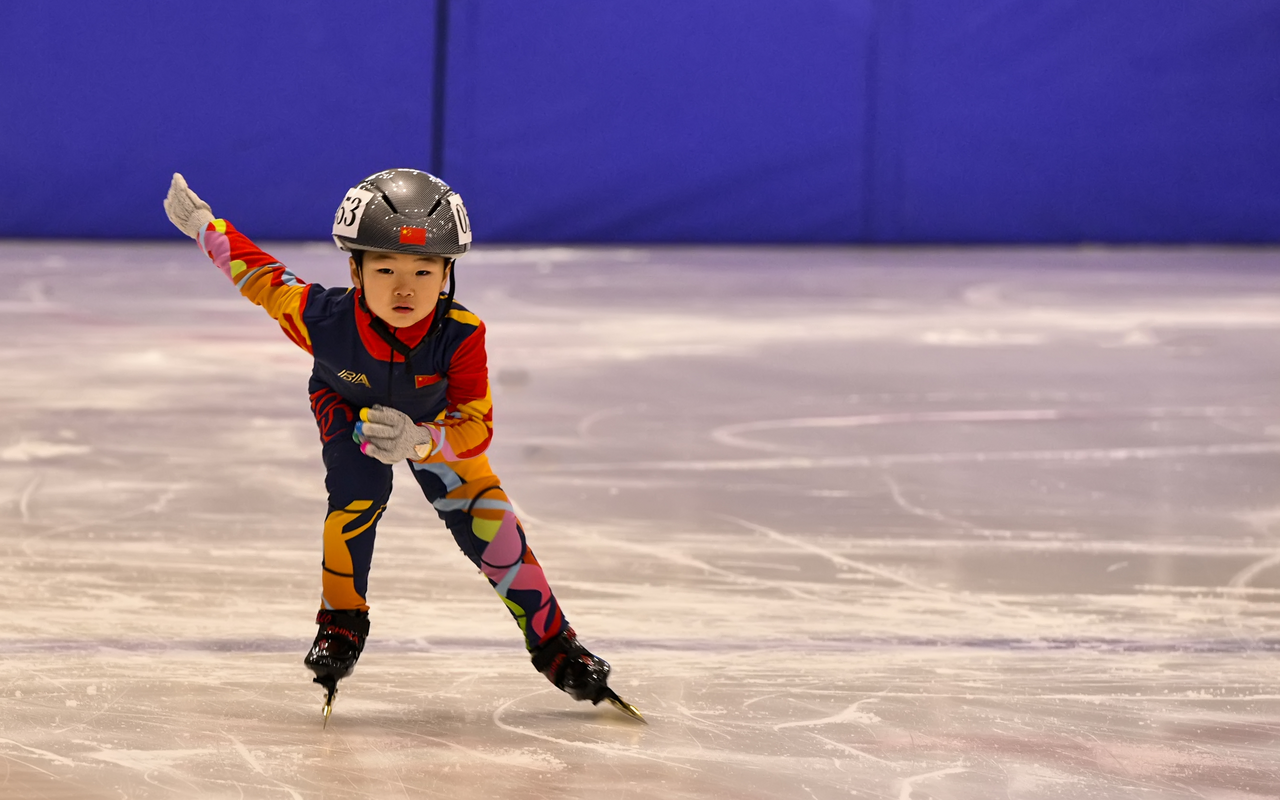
[1,241,1278,799]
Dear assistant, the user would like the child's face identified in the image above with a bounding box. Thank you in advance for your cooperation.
[350,252,451,328]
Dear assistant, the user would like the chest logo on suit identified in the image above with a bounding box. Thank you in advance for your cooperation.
[338,370,371,387]
[416,374,442,389]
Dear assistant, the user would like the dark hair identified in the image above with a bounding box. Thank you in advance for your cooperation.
[350,250,365,268]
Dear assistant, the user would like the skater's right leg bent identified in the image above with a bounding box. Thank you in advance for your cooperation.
[306,389,392,683]
[313,388,392,613]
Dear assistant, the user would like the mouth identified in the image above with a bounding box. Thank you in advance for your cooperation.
[391,304,415,314]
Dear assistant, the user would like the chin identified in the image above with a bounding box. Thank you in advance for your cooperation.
[383,316,425,328]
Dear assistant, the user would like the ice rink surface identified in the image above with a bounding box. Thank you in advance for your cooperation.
[1,240,1278,799]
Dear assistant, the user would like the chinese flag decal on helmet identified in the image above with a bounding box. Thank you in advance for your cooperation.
[400,226,427,245]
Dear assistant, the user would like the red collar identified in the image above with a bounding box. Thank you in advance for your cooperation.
[354,289,437,362]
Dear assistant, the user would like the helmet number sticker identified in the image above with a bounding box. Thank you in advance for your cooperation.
[332,188,375,238]
[448,194,472,245]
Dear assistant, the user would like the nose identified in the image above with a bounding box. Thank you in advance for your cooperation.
[394,282,414,297]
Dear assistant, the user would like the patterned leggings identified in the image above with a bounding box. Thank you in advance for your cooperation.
[314,397,567,651]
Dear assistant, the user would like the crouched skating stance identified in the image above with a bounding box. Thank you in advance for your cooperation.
[163,169,641,723]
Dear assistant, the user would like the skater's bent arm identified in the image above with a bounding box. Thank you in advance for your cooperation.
[422,315,493,462]
[197,219,315,354]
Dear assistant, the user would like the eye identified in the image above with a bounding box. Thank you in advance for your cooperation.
[376,268,393,275]
[415,270,434,276]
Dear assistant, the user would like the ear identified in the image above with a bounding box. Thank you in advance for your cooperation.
[348,257,362,289]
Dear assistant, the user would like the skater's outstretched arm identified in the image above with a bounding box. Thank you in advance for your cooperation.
[164,173,315,353]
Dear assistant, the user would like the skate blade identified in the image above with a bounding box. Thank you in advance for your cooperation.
[601,688,647,724]
[322,693,335,727]
[314,675,338,728]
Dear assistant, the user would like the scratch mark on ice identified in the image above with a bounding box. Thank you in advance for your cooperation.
[809,734,898,767]
[18,474,41,523]
[709,407,1257,454]
[722,515,1081,626]
[515,503,841,605]
[0,738,78,767]
[575,405,634,440]
[898,765,967,799]
[548,440,1280,473]
[721,515,942,596]
[711,409,1070,453]
[493,690,696,772]
[143,486,182,514]
[1228,552,1280,589]
[883,474,981,535]
[0,751,63,781]
[774,700,881,731]
[226,735,262,774]
[226,735,304,800]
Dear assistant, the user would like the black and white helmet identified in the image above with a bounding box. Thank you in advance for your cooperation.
[331,168,472,256]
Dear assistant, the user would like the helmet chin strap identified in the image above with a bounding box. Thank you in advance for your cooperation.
[432,260,457,337]
[356,258,456,374]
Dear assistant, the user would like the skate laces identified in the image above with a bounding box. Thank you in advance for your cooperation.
[532,627,611,701]
[531,626,578,674]
[314,610,370,649]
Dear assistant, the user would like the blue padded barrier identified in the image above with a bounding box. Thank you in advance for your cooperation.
[0,1,437,239]
[864,1,1280,243]
[1,1,1277,242]
[441,1,872,243]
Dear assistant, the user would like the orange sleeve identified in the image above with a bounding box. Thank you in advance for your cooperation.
[197,219,314,354]
[418,312,493,463]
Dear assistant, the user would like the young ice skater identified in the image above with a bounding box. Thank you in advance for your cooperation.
[163,169,641,722]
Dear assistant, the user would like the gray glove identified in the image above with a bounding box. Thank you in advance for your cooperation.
[355,405,439,464]
[163,172,215,239]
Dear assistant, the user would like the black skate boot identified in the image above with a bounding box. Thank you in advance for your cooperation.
[304,609,369,725]
[531,627,645,722]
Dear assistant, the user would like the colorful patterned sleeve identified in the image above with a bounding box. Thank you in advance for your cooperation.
[420,309,494,463]
[197,219,314,353]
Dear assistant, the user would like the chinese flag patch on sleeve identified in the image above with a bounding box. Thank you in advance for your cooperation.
[415,374,442,388]
[399,226,428,245]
